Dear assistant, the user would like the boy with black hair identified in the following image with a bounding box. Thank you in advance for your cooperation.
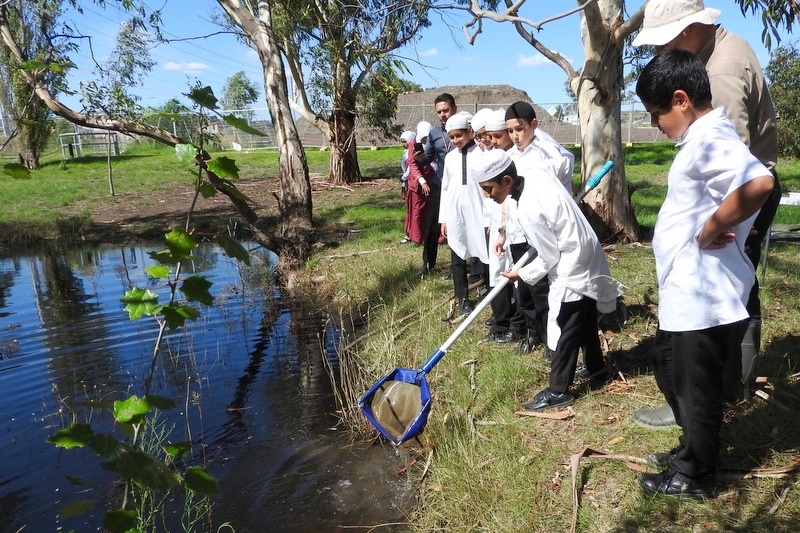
[634,49,774,498]
[439,111,489,315]
[503,101,576,353]
[472,149,625,412]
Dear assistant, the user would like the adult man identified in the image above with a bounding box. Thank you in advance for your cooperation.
[415,93,457,278]
[632,0,782,429]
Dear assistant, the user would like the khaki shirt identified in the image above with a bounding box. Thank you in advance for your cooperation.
[697,26,778,171]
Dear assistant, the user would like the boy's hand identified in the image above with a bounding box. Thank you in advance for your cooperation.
[493,234,506,256]
[501,269,520,281]
[698,230,735,249]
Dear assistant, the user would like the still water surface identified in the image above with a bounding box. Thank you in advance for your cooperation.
[0,243,413,532]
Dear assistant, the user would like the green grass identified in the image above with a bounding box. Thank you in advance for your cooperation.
[289,143,800,533]
[2,139,799,531]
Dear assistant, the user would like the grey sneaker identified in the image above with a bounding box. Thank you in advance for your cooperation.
[633,404,677,429]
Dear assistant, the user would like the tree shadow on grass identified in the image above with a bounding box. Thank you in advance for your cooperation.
[605,333,800,533]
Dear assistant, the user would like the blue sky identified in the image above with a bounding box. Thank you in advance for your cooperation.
[59,1,794,111]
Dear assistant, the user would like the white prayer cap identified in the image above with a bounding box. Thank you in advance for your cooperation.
[632,0,721,47]
[484,110,508,132]
[400,130,415,142]
[445,111,473,133]
[470,108,494,132]
[416,121,432,140]
[472,149,514,184]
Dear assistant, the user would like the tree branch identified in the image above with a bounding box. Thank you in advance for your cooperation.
[0,8,185,146]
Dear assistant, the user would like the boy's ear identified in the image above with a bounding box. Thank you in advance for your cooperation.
[673,89,691,109]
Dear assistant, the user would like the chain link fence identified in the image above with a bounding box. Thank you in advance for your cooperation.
[18,99,665,159]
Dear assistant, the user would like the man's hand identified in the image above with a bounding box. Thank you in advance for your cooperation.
[501,269,520,281]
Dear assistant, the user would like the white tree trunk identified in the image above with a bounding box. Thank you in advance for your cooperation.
[574,0,639,242]
[218,0,314,262]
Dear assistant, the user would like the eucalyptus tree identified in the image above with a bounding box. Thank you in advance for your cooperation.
[456,0,798,242]
[216,0,314,261]
[0,0,69,169]
[221,70,260,119]
[0,0,316,264]
[765,42,800,159]
[273,0,431,184]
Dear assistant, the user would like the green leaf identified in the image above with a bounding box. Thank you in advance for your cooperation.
[186,86,218,110]
[88,433,127,458]
[164,228,198,260]
[120,288,160,320]
[148,249,178,265]
[184,466,220,496]
[175,143,197,163]
[206,156,240,179]
[163,441,192,458]
[216,235,251,266]
[59,499,96,519]
[103,508,139,533]
[113,395,151,424]
[199,182,217,198]
[218,181,253,203]
[2,163,31,179]
[48,423,94,449]
[17,59,74,73]
[145,264,170,279]
[160,304,201,330]
[102,450,172,492]
[146,395,177,410]
[222,114,267,136]
[180,276,213,305]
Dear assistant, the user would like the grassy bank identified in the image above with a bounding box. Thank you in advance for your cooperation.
[296,145,800,532]
[3,142,800,531]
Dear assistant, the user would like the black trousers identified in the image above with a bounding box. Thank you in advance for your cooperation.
[651,321,749,479]
[509,242,549,342]
[450,249,487,300]
[489,281,514,334]
[549,297,602,393]
[422,186,441,272]
[451,250,469,300]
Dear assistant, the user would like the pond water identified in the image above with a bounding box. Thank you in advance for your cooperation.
[0,243,414,532]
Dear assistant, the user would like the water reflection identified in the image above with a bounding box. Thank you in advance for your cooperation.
[0,243,413,532]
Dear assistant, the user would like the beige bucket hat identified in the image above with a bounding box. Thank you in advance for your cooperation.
[632,0,721,47]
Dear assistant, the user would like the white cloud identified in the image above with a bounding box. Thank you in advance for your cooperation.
[419,48,439,57]
[162,61,211,74]
[516,53,550,68]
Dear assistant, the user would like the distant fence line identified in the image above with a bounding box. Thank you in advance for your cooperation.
[36,100,664,156]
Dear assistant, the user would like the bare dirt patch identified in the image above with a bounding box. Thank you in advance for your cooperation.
[70,174,399,246]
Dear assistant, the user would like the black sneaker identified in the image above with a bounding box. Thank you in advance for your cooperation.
[481,331,505,343]
[458,298,474,315]
[502,330,524,343]
[638,471,714,499]
[523,388,575,411]
[515,333,542,354]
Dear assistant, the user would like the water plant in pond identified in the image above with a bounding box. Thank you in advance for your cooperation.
[46,85,260,532]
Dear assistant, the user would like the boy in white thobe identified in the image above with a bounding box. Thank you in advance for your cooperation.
[473,149,625,412]
[439,111,489,315]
